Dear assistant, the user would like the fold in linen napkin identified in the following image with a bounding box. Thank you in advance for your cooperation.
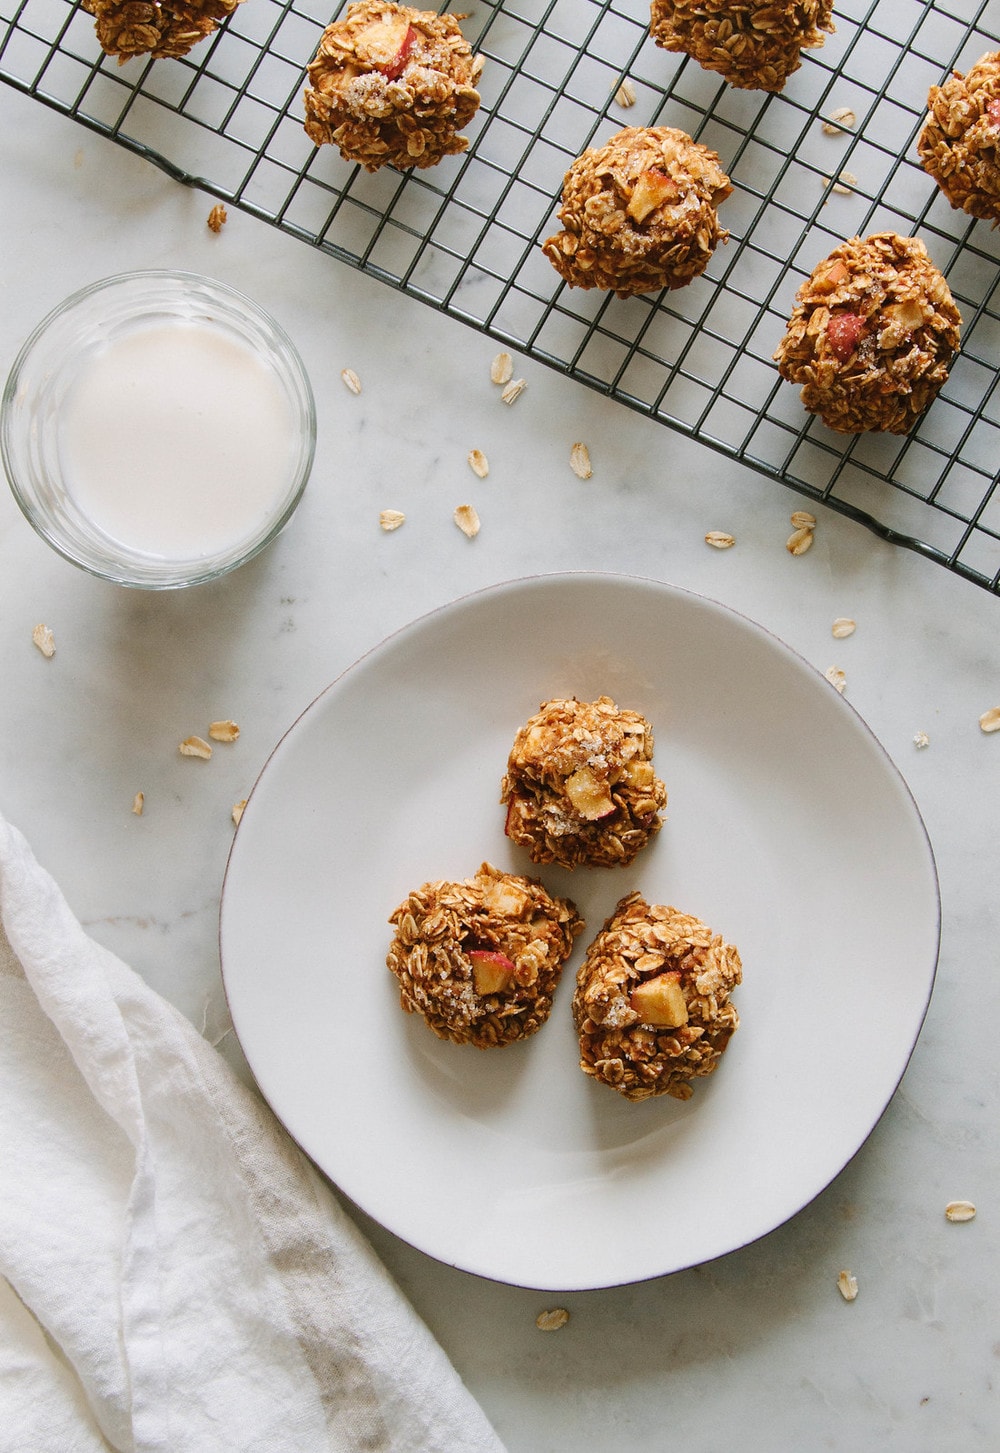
[0,812,505,1453]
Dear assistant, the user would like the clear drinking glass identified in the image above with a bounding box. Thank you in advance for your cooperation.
[1,270,317,589]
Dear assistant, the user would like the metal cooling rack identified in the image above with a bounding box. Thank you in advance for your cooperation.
[3,0,1000,591]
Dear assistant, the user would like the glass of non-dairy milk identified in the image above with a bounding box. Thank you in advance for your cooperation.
[1,271,316,588]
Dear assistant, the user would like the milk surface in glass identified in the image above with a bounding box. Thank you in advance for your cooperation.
[58,318,298,560]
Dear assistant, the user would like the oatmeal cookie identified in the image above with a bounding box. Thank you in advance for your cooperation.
[541,126,732,297]
[773,232,961,434]
[501,696,667,870]
[573,892,741,1102]
[918,51,1000,222]
[386,863,583,1048]
[83,0,242,61]
[303,1,483,171]
[649,0,834,92]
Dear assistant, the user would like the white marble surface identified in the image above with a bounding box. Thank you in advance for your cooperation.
[3,81,1000,1451]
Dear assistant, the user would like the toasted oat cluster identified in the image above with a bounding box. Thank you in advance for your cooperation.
[303,1,483,171]
[649,0,833,92]
[541,127,732,297]
[773,232,962,434]
[386,863,583,1048]
[918,52,1000,222]
[83,0,242,60]
[501,696,667,870]
[573,892,741,1101]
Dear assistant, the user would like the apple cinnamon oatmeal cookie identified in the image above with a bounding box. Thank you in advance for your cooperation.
[773,232,962,434]
[303,0,483,171]
[918,52,1000,222]
[573,892,741,1102]
[386,863,583,1048]
[649,0,834,92]
[501,696,667,870]
[541,127,732,297]
[83,0,243,60]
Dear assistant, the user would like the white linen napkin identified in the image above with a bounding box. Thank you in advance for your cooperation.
[0,812,505,1453]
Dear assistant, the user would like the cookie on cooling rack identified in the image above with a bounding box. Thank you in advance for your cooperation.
[649,0,834,92]
[501,695,667,870]
[83,0,243,61]
[918,51,1000,222]
[573,892,742,1102]
[772,232,962,434]
[303,0,483,171]
[386,863,583,1049]
[541,126,732,297]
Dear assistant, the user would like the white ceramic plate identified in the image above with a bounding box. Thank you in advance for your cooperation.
[220,573,939,1291]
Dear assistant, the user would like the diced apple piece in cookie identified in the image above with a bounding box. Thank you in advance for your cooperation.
[356,13,412,67]
[469,949,516,995]
[813,259,850,293]
[629,972,689,1027]
[878,298,928,350]
[482,875,531,917]
[827,311,864,362]
[622,758,656,789]
[626,167,678,223]
[378,22,417,79]
[564,766,615,820]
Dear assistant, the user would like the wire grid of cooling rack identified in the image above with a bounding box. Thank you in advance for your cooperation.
[3,0,1000,589]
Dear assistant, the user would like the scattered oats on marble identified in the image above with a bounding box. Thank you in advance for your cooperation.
[453,503,480,538]
[790,510,817,530]
[206,203,227,232]
[209,720,240,743]
[379,509,406,531]
[132,791,144,816]
[979,707,1000,734]
[837,1270,859,1301]
[832,617,856,638]
[179,735,213,760]
[832,170,857,195]
[467,448,489,479]
[914,731,930,749]
[341,367,362,395]
[232,799,247,826]
[787,526,815,555]
[945,1200,976,1222]
[501,377,526,405]
[614,76,636,108]
[535,1308,570,1332]
[490,351,513,386]
[822,107,856,135]
[825,666,847,693]
[570,442,593,479]
[31,623,56,658]
[705,531,735,549]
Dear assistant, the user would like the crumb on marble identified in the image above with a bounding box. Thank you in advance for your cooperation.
[453,503,480,537]
[32,624,56,658]
[837,1269,858,1300]
[179,736,213,760]
[208,720,240,742]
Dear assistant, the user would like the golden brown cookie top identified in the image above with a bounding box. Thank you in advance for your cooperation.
[773,232,961,434]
